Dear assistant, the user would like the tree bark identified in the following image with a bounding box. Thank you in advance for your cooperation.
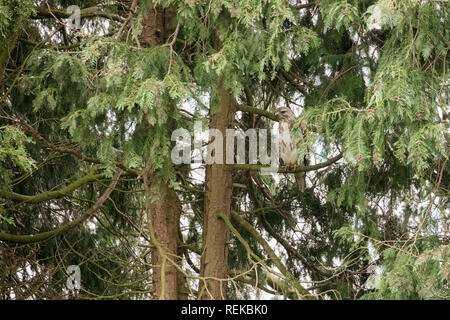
[0,7,29,87]
[199,78,234,299]
[143,171,181,300]
[140,2,182,300]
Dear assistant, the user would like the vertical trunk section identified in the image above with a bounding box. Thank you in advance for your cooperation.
[0,31,19,82]
[140,3,183,300]
[177,252,189,300]
[1,5,30,87]
[199,78,234,300]
[143,172,181,299]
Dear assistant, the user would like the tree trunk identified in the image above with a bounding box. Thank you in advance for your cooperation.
[140,2,182,300]
[0,7,29,87]
[199,78,234,300]
[143,171,181,299]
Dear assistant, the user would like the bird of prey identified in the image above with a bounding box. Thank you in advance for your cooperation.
[275,106,308,192]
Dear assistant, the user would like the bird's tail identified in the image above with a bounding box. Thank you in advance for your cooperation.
[295,171,306,192]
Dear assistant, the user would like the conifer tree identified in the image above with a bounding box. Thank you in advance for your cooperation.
[0,0,448,300]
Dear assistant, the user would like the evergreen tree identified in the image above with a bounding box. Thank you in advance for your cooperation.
[0,0,448,300]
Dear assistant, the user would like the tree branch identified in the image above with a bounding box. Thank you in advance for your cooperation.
[19,38,82,50]
[232,153,343,172]
[279,69,308,95]
[224,211,316,299]
[10,116,139,176]
[236,104,278,121]
[290,3,318,10]
[231,268,305,299]
[0,169,122,243]
[0,167,103,203]
[32,6,126,23]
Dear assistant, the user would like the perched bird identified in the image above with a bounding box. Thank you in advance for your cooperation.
[275,106,308,192]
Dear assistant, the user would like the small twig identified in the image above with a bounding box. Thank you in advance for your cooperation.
[115,0,138,40]
[325,107,375,116]
[166,22,181,75]
[45,0,69,28]
[409,160,447,251]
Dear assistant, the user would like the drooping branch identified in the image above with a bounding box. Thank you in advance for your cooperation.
[16,117,100,164]
[229,269,278,296]
[9,116,140,176]
[217,212,262,264]
[0,169,122,243]
[228,212,286,277]
[230,269,299,299]
[222,211,316,299]
[254,210,329,278]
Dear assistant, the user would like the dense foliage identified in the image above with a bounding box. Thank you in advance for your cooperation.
[0,0,448,299]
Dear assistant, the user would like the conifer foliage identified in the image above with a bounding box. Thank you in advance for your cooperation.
[0,0,448,299]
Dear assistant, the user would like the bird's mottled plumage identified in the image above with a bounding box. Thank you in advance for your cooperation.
[275,107,308,192]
